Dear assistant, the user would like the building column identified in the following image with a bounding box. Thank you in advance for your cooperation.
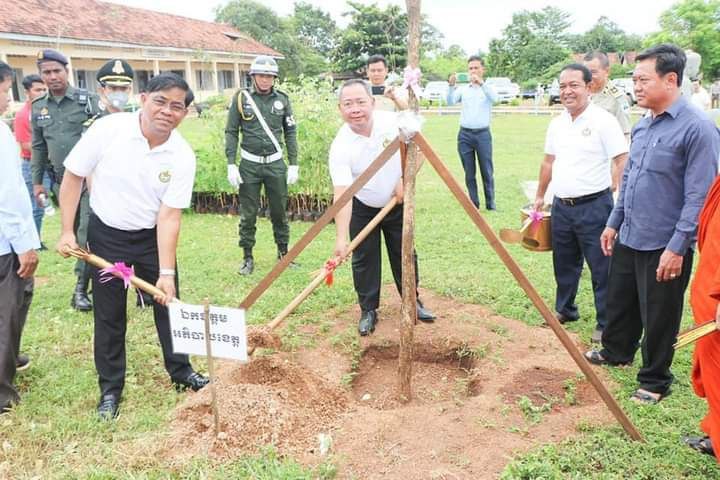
[153,59,160,76]
[212,60,219,92]
[185,60,195,91]
[233,62,240,90]
[66,56,75,87]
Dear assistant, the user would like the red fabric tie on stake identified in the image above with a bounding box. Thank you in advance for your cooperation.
[324,259,338,286]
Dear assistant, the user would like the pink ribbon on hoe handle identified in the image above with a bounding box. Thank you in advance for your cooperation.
[99,262,135,289]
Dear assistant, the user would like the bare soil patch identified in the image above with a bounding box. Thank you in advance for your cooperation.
[162,287,615,478]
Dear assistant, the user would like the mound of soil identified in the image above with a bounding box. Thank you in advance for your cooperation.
[165,356,347,459]
[161,287,616,478]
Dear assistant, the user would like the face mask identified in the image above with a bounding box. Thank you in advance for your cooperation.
[106,91,129,109]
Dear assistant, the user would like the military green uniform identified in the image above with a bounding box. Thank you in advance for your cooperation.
[590,83,631,136]
[225,87,298,251]
[31,85,99,276]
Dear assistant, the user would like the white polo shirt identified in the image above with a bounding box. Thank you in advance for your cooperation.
[329,110,401,208]
[544,102,628,198]
[64,111,196,231]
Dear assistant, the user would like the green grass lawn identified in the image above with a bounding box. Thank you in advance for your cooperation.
[3,113,718,479]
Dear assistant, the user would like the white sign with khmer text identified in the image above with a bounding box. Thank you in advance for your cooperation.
[168,303,247,361]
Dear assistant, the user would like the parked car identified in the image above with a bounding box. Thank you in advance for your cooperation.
[422,80,449,104]
[548,80,561,105]
[611,78,636,106]
[486,77,520,103]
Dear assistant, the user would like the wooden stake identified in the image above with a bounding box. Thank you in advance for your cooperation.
[414,133,644,442]
[398,0,422,403]
[239,139,400,310]
[202,299,220,437]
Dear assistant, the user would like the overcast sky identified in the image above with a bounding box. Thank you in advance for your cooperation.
[104,0,678,54]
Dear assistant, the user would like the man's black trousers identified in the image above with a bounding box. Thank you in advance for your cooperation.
[87,214,193,397]
[600,243,693,394]
[350,197,420,312]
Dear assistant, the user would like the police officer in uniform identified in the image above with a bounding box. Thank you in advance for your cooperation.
[31,49,100,312]
[583,52,631,142]
[225,55,298,275]
[84,59,135,132]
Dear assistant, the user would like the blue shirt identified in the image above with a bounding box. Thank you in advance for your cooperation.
[0,122,39,256]
[607,97,720,255]
[447,83,498,129]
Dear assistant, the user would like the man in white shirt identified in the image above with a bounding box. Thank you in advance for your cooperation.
[330,79,434,336]
[57,73,208,420]
[0,61,40,413]
[691,79,711,111]
[534,64,628,343]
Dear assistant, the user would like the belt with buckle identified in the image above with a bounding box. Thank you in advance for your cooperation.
[558,188,610,206]
[241,149,282,164]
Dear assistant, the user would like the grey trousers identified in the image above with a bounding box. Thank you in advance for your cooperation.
[0,253,33,409]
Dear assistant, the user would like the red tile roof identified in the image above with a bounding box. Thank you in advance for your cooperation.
[0,0,280,57]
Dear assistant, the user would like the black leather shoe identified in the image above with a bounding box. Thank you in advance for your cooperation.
[556,312,579,324]
[358,310,378,336]
[417,301,436,323]
[172,371,209,392]
[277,249,299,268]
[238,257,254,275]
[97,394,120,420]
[71,275,93,312]
[16,354,30,372]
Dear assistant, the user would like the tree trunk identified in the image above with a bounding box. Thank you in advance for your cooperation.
[398,0,421,403]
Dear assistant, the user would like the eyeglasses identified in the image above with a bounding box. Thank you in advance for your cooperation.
[149,95,187,114]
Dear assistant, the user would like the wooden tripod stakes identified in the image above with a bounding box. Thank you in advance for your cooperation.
[238,0,643,443]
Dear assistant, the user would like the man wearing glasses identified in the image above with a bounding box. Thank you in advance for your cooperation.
[57,73,208,420]
[533,64,628,344]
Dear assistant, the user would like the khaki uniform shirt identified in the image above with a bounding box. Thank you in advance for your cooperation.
[590,83,631,136]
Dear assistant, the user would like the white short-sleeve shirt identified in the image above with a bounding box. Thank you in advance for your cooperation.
[64,111,196,230]
[544,103,628,198]
[328,110,401,208]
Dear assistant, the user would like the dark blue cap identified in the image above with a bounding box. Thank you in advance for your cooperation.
[37,49,69,66]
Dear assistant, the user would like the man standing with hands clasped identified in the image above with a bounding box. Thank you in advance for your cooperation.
[447,56,498,211]
[225,55,298,275]
[585,44,720,405]
[57,73,208,420]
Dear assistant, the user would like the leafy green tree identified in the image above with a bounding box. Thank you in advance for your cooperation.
[645,0,720,79]
[215,0,327,80]
[486,7,572,82]
[420,44,468,81]
[292,2,338,57]
[332,1,444,73]
[568,16,643,54]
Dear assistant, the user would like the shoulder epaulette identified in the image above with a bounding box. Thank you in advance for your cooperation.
[32,93,48,104]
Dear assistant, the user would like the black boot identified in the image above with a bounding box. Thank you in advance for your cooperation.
[277,244,299,268]
[71,266,93,312]
[239,249,254,275]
